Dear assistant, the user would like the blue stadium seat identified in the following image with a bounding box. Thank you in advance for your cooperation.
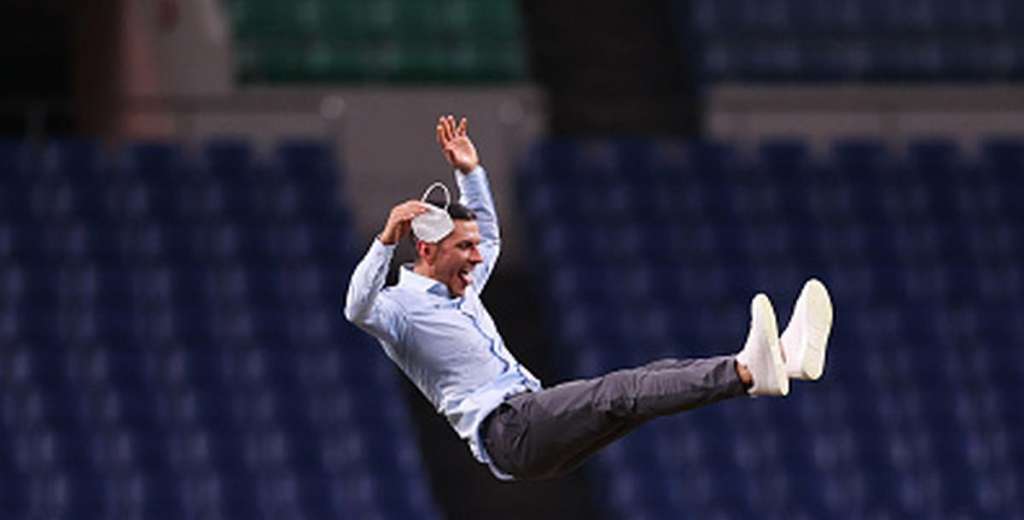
[0,139,35,179]
[933,0,1008,32]
[982,138,1024,174]
[758,139,811,172]
[691,0,737,35]
[863,0,939,34]
[263,221,315,260]
[248,180,302,220]
[686,0,1024,80]
[162,181,222,222]
[907,138,962,170]
[788,0,867,34]
[119,141,187,181]
[274,140,339,187]
[27,178,77,222]
[202,138,256,179]
[43,139,105,181]
[942,40,1018,81]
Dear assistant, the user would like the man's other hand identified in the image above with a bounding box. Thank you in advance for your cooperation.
[380,200,430,245]
[436,115,480,174]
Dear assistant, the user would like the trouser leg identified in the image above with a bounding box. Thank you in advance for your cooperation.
[483,355,746,480]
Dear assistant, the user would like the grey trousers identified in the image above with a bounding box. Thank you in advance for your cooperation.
[482,356,747,480]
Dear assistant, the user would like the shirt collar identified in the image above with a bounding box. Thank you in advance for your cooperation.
[398,264,452,298]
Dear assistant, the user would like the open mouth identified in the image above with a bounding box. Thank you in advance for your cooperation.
[458,268,473,286]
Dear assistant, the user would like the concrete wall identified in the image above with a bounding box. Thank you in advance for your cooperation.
[149,0,234,97]
[106,0,233,138]
[708,84,1024,156]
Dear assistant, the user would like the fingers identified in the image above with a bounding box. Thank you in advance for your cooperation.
[403,200,431,218]
[436,114,469,143]
[443,115,455,143]
[436,116,448,145]
[391,200,430,224]
[383,200,429,244]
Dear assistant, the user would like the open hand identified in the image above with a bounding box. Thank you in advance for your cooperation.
[436,115,479,174]
[379,200,430,245]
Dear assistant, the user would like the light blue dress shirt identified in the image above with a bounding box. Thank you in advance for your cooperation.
[343,166,542,480]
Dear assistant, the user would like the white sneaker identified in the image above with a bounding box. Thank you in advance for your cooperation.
[781,278,834,381]
[736,293,789,397]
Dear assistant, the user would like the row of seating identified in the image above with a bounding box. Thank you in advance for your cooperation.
[698,38,1024,81]
[685,0,1024,80]
[1,343,385,387]
[227,0,527,82]
[0,472,432,520]
[1,305,353,342]
[2,261,346,300]
[525,137,1024,174]
[229,0,522,40]
[237,40,527,83]
[691,0,1024,36]
[0,222,352,265]
[1,139,338,180]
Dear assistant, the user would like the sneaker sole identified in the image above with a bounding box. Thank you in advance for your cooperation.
[794,279,833,380]
[752,293,789,396]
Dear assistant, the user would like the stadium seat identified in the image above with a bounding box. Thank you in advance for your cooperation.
[982,137,1024,173]
[231,0,526,83]
[0,139,35,180]
[201,138,256,179]
[682,0,1024,81]
[43,139,105,181]
[119,141,187,180]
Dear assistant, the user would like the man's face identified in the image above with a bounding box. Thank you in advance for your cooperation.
[421,219,483,297]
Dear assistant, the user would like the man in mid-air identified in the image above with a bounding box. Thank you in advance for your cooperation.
[344,115,833,480]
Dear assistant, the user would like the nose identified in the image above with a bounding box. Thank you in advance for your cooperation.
[469,246,483,264]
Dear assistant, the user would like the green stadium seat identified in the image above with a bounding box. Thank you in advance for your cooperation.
[237,43,309,82]
[464,0,523,41]
[229,0,529,83]
[316,0,398,41]
[228,0,318,39]
[393,0,453,40]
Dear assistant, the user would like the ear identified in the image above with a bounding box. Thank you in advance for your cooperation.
[416,241,437,264]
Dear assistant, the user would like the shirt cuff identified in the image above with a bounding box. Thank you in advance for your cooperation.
[459,165,485,177]
[455,166,488,194]
[371,237,398,255]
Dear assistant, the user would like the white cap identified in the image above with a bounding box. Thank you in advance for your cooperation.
[412,182,454,243]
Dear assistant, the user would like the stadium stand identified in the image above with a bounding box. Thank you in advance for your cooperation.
[0,139,440,520]
[686,0,1024,81]
[519,137,1024,518]
[227,0,527,82]
[223,0,1024,84]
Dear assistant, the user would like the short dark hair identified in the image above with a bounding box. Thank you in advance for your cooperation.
[425,200,476,221]
[410,201,476,258]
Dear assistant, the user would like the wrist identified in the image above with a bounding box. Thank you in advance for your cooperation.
[457,162,481,174]
[378,229,397,245]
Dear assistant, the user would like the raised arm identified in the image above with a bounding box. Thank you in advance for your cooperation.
[436,115,500,291]
[343,200,429,341]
